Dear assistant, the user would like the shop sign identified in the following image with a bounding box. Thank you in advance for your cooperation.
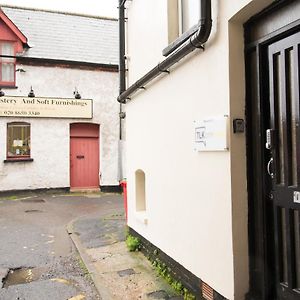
[0,96,93,119]
[194,116,229,151]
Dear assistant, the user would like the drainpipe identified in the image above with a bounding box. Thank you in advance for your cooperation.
[117,0,212,104]
[118,0,127,182]
[119,0,126,138]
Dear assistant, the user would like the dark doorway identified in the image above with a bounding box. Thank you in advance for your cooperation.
[245,1,300,299]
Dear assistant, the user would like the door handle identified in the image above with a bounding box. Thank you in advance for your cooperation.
[76,155,84,159]
[267,157,274,178]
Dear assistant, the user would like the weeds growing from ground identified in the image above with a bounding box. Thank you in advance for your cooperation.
[150,256,196,300]
[126,234,141,251]
[125,230,196,299]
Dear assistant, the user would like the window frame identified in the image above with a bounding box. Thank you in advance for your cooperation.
[6,122,31,161]
[164,0,200,56]
[0,41,16,87]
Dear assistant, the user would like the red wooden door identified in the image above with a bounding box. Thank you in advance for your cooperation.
[70,123,99,189]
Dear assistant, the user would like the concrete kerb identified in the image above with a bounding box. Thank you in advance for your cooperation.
[66,220,114,300]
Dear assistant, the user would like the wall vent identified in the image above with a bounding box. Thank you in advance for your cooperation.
[202,281,214,300]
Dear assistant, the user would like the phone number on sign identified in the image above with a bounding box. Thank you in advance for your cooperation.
[2,110,40,116]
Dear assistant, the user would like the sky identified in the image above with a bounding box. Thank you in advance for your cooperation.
[0,0,118,18]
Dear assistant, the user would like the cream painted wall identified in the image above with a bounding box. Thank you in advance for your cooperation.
[0,64,119,191]
[126,19,234,299]
[125,0,274,299]
[125,0,168,84]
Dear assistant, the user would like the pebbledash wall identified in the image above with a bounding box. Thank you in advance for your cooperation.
[0,7,119,192]
[0,65,118,190]
[123,0,280,299]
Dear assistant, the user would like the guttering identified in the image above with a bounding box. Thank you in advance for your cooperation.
[117,0,212,104]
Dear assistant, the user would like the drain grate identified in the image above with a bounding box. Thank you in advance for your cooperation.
[3,267,45,288]
[21,198,45,203]
[24,209,43,213]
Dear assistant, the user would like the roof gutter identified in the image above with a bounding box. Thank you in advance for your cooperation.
[117,0,212,104]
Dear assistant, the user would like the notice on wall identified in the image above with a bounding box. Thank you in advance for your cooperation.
[0,96,93,119]
[194,116,229,151]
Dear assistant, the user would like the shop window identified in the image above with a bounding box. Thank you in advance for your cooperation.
[0,42,15,86]
[166,0,200,54]
[7,122,31,159]
[135,169,146,211]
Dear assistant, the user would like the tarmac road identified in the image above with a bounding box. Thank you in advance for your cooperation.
[0,191,123,300]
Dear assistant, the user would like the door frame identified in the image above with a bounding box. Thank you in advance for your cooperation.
[245,1,300,299]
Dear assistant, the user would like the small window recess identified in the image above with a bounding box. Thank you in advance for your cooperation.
[135,169,148,224]
[164,0,200,57]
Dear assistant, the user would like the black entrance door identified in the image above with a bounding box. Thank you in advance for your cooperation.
[267,31,300,300]
[245,1,300,299]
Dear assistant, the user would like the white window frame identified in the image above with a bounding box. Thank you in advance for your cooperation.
[6,122,31,160]
[0,41,16,86]
[165,0,200,56]
[180,0,200,34]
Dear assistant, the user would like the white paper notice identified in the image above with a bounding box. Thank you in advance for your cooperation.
[194,116,229,151]
[13,140,23,147]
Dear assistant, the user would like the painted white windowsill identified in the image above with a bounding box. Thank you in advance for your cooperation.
[134,211,148,225]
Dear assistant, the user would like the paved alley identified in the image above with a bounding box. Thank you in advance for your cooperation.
[0,191,123,300]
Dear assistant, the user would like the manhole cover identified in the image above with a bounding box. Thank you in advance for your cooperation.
[3,267,45,288]
[21,198,45,203]
[24,209,43,213]
[117,268,136,277]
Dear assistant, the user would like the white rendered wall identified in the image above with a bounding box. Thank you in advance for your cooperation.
[125,0,273,299]
[0,64,119,191]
